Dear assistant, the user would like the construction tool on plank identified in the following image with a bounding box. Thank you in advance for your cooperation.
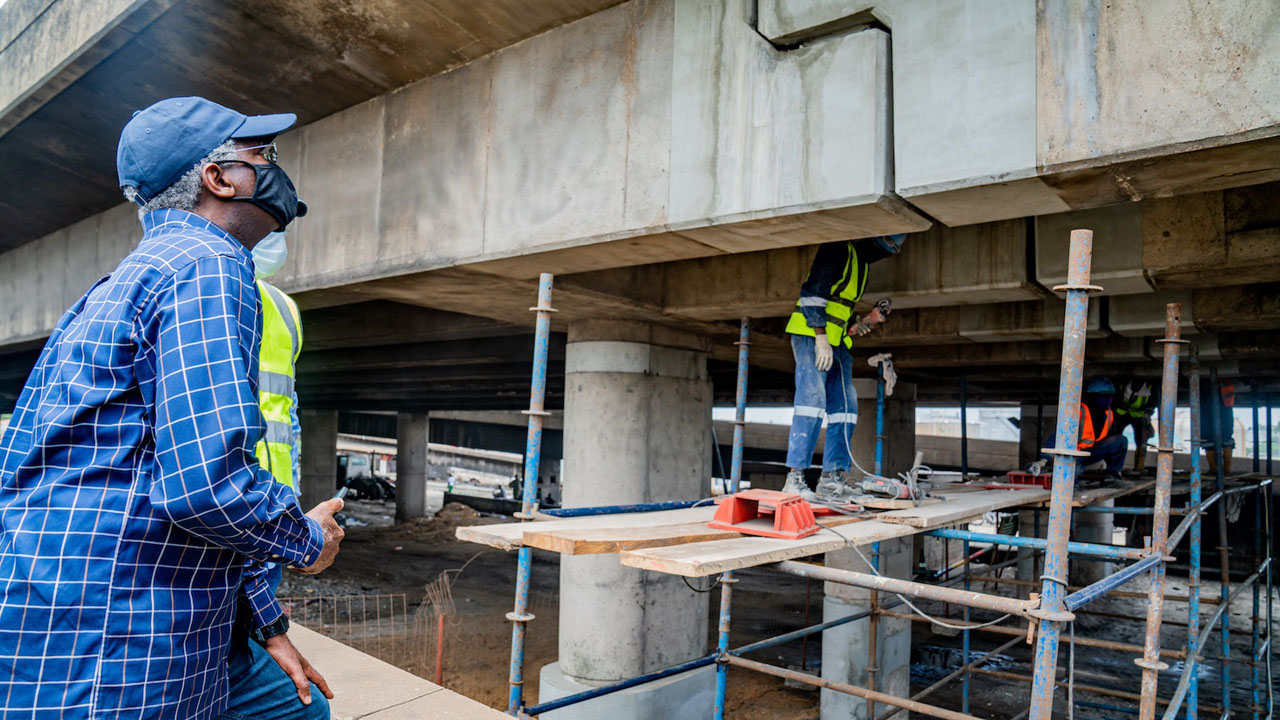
[708,489,860,540]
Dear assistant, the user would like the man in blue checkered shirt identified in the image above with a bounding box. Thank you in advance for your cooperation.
[0,98,345,719]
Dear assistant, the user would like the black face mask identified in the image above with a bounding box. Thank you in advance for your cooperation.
[224,162,308,231]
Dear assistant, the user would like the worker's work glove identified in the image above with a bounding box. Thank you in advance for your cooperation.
[851,298,892,336]
[296,497,345,575]
[814,335,834,372]
[867,353,897,396]
[1026,459,1048,476]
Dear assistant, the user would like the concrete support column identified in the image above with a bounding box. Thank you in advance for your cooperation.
[299,409,338,512]
[1015,510,1043,597]
[1019,403,1056,468]
[396,413,429,521]
[539,321,713,719]
[1069,499,1114,585]
[821,537,912,720]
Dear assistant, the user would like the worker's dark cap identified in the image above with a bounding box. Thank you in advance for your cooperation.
[117,96,297,206]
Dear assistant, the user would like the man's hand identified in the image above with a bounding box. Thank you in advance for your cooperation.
[262,632,334,706]
[296,498,344,575]
[814,336,834,372]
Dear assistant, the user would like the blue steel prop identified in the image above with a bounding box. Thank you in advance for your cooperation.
[876,363,886,475]
[1187,345,1203,720]
[1028,228,1102,720]
[524,653,718,716]
[869,363,886,715]
[713,318,751,720]
[1251,477,1261,720]
[1209,367,1231,715]
[1064,554,1163,611]
[1074,506,1188,515]
[924,528,1148,561]
[506,273,554,715]
[962,539,971,715]
[540,500,702,517]
[1253,385,1261,474]
[960,375,968,479]
[1136,303,1183,720]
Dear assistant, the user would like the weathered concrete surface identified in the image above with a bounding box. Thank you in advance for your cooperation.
[553,321,712,689]
[300,409,339,513]
[1037,0,1280,167]
[821,536,912,720]
[395,413,429,520]
[1035,203,1149,296]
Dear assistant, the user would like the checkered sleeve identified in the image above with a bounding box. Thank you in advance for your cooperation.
[240,559,283,629]
[149,254,324,566]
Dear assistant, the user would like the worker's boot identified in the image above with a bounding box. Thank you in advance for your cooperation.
[1223,447,1233,474]
[1205,450,1218,476]
[814,470,859,504]
[782,469,814,499]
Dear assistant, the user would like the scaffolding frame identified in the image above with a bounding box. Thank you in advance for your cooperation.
[498,231,1275,719]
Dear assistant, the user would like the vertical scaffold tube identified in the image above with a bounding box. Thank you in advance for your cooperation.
[1209,367,1232,715]
[1187,346,1203,719]
[876,364,886,476]
[960,376,969,480]
[1250,477,1261,720]
[1137,303,1183,720]
[714,318,751,720]
[1028,228,1099,719]
[507,273,554,715]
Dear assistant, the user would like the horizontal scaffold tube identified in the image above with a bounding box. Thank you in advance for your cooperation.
[925,528,1148,560]
[770,561,1034,617]
[726,656,983,720]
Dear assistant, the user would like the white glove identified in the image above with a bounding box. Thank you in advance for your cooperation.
[867,353,897,396]
[814,336,834,372]
[1026,460,1047,476]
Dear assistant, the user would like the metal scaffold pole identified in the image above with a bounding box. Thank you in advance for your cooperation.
[1187,345,1203,719]
[1209,366,1232,715]
[1027,228,1100,719]
[713,318,750,720]
[1136,303,1184,720]
[506,273,555,715]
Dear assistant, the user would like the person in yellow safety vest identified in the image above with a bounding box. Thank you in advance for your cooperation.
[226,230,329,720]
[780,234,905,503]
[1113,378,1157,473]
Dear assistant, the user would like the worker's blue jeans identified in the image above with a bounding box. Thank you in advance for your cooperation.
[1043,434,1129,476]
[219,635,330,720]
[785,334,857,472]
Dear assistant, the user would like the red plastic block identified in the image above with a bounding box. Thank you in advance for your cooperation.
[1006,471,1052,489]
[708,489,820,540]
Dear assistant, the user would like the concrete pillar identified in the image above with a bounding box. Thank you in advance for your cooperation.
[1015,510,1043,597]
[1019,403,1056,468]
[821,537,912,720]
[1069,499,1115,586]
[299,409,338,512]
[396,413,429,521]
[539,321,713,719]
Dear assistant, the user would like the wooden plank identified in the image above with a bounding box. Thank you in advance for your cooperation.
[1071,479,1157,507]
[856,495,943,511]
[524,513,869,555]
[875,488,1051,528]
[620,519,918,577]
[454,506,718,550]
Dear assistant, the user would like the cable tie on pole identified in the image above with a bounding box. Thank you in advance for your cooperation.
[1051,283,1105,293]
[528,305,558,313]
[506,611,536,623]
[521,409,551,417]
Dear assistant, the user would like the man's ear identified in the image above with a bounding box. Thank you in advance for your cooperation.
[201,162,239,200]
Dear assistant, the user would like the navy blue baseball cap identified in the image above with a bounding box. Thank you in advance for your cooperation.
[117,96,297,206]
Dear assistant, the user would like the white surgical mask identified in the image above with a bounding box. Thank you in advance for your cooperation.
[252,231,288,279]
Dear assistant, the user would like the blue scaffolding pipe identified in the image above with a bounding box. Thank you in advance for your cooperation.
[713,318,750,720]
[875,363,886,475]
[1064,554,1163,611]
[962,539,971,715]
[1027,228,1097,720]
[924,528,1148,560]
[1186,346,1203,719]
[505,273,554,715]
[1073,506,1187,515]
[1209,367,1232,716]
[523,653,719,716]
[540,500,702,517]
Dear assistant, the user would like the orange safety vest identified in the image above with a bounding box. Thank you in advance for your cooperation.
[1078,403,1113,450]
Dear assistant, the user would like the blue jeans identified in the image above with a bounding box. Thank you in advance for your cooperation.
[785,334,857,472]
[219,635,330,720]
[1043,434,1129,476]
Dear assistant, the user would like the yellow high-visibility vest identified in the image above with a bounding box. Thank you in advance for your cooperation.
[784,241,868,350]
[255,281,301,489]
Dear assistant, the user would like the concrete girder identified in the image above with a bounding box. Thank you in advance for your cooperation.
[299,301,525,352]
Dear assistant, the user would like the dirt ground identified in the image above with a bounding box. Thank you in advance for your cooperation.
[281,500,1278,719]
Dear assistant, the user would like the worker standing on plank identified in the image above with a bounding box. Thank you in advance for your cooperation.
[780,235,905,502]
[222,230,325,720]
[1113,378,1157,473]
[0,97,343,719]
[1029,376,1128,483]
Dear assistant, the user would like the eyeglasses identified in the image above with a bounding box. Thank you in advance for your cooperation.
[235,142,279,164]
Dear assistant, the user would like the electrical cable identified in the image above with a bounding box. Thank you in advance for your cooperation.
[682,575,720,593]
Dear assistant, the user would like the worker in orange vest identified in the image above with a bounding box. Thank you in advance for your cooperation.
[1029,377,1128,483]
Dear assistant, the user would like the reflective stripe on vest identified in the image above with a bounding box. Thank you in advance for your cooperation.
[1078,403,1114,450]
[784,241,866,350]
[255,281,301,490]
